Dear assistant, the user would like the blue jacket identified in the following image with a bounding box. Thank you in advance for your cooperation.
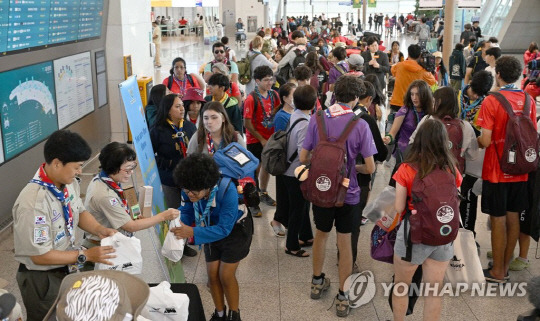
[180,177,242,245]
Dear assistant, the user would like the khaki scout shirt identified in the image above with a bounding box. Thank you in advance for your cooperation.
[13,169,85,271]
[84,177,133,241]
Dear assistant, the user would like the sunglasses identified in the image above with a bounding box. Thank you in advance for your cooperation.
[214,50,225,54]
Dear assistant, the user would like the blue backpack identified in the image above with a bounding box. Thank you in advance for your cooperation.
[213,142,260,207]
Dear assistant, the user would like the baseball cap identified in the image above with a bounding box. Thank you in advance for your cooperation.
[433,51,443,58]
[44,270,149,321]
[347,54,364,67]
[182,87,206,103]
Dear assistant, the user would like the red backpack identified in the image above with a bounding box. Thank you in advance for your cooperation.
[300,111,359,208]
[441,116,465,174]
[490,92,539,175]
[402,167,460,262]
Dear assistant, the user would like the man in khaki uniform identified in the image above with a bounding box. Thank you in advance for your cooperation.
[13,130,117,321]
[152,21,162,67]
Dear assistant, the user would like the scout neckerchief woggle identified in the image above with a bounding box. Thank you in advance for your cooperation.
[30,164,75,246]
[167,118,188,157]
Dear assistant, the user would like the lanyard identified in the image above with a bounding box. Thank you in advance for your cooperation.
[97,171,130,217]
[167,119,187,157]
[411,107,421,125]
[30,164,75,246]
[193,185,218,228]
[173,75,187,97]
[207,132,216,155]
[254,86,275,120]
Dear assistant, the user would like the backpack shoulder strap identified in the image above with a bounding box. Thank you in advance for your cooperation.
[335,63,346,75]
[523,92,531,116]
[217,177,234,205]
[489,91,516,119]
[186,74,194,87]
[287,118,308,135]
[167,75,173,90]
[315,110,328,142]
[224,97,231,107]
[250,92,259,116]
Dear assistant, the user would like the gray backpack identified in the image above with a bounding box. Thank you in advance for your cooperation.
[418,25,429,40]
[261,118,307,176]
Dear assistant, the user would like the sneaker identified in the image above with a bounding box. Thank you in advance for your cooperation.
[311,274,330,299]
[509,258,530,271]
[249,206,262,217]
[210,307,227,321]
[227,309,241,321]
[360,216,369,225]
[259,192,276,206]
[335,294,351,317]
[183,244,197,257]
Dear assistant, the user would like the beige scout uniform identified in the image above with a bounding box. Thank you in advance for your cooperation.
[152,24,162,66]
[84,177,133,243]
[12,169,85,320]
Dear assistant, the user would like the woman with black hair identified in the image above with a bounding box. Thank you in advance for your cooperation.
[83,142,179,248]
[171,154,253,321]
[145,84,168,128]
[162,57,201,98]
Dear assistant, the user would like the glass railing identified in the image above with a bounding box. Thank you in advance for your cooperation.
[481,0,513,37]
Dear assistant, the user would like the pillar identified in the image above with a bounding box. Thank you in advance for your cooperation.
[442,0,456,69]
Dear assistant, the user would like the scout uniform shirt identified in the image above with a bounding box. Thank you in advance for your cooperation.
[84,176,133,242]
[13,169,85,271]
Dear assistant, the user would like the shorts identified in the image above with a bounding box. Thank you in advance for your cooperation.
[394,223,454,265]
[247,142,263,161]
[481,180,528,217]
[312,204,355,233]
[204,216,253,263]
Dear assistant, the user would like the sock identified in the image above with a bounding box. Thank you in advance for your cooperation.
[338,290,347,301]
[517,257,529,263]
[312,273,325,284]
[217,311,224,317]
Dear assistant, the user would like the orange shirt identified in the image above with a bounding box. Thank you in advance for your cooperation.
[477,90,537,183]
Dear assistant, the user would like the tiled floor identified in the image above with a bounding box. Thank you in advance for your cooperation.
[1,31,539,320]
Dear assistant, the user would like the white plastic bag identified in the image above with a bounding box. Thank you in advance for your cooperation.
[444,228,485,286]
[161,218,185,262]
[364,186,397,222]
[324,91,333,107]
[141,281,189,321]
[95,233,142,274]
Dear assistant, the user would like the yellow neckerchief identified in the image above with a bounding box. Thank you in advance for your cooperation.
[212,92,229,105]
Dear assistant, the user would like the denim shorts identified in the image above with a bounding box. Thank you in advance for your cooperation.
[393,223,454,265]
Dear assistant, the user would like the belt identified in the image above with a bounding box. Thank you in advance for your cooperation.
[18,263,69,274]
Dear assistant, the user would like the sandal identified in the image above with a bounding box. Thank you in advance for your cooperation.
[285,249,310,257]
[483,268,507,284]
[270,222,285,237]
[299,240,314,247]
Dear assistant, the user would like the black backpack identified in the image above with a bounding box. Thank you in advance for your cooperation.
[261,118,308,175]
[292,48,307,69]
[166,74,194,91]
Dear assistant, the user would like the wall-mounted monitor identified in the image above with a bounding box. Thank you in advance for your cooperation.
[0,62,58,161]
[0,0,104,55]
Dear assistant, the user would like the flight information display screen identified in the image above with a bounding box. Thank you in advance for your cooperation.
[0,0,104,54]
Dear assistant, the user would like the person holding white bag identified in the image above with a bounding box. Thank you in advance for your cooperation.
[84,142,179,250]
[171,153,253,321]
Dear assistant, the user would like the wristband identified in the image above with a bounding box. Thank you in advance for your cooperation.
[385,133,394,144]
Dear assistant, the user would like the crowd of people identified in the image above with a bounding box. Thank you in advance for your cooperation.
[9,10,540,321]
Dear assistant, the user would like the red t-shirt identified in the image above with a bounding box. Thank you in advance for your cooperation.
[243,90,281,144]
[393,163,463,213]
[477,90,537,183]
[162,74,200,97]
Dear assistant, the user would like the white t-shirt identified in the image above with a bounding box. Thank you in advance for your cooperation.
[485,65,497,92]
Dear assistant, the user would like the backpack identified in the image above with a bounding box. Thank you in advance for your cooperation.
[442,116,465,174]
[213,142,260,207]
[401,167,460,262]
[418,24,429,40]
[261,38,272,55]
[419,50,436,73]
[300,110,359,208]
[166,74,194,91]
[292,48,307,70]
[523,58,540,89]
[237,52,260,85]
[489,91,539,175]
[261,118,308,176]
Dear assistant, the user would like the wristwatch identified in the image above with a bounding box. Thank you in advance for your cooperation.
[77,249,87,264]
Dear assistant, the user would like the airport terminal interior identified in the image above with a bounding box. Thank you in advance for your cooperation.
[0,0,540,320]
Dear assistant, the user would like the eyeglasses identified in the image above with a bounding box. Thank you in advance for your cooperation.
[183,188,202,196]
[214,50,225,54]
[261,77,275,83]
[120,163,138,174]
